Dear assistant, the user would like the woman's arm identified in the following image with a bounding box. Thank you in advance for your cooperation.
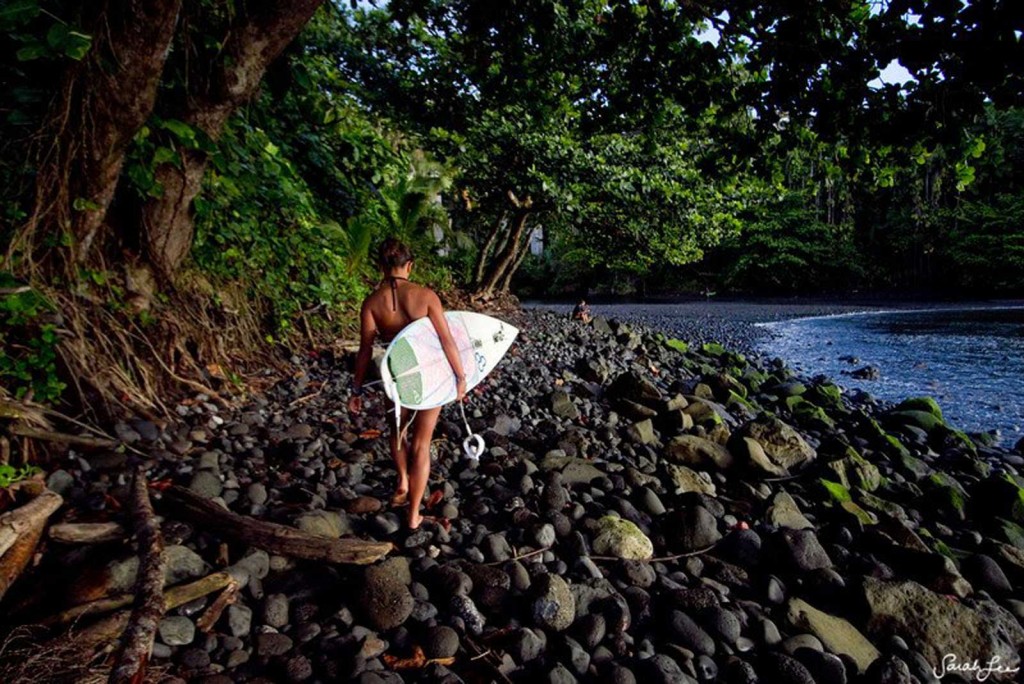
[426,291,467,401]
[349,300,377,413]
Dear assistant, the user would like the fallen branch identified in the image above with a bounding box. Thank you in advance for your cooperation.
[6,425,119,450]
[195,579,239,633]
[159,485,393,564]
[108,468,165,684]
[49,522,125,545]
[589,543,718,564]
[42,572,234,628]
[483,546,550,566]
[0,490,63,559]
[0,511,47,603]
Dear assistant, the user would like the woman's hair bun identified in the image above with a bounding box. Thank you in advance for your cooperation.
[378,237,413,269]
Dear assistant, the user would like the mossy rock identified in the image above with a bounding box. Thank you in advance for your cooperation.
[972,472,1024,525]
[774,381,808,398]
[592,516,654,560]
[840,500,877,526]
[858,490,909,519]
[808,383,843,408]
[707,372,747,402]
[931,426,978,455]
[792,400,836,429]
[886,410,945,433]
[682,399,725,426]
[895,397,944,421]
[996,518,1024,550]
[665,338,689,353]
[701,342,727,357]
[827,449,882,492]
[820,479,853,504]
[924,472,969,521]
[742,368,769,393]
[896,451,932,481]
[726,390,756,412]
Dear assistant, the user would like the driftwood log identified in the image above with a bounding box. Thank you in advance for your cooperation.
[0,512,47,604]
[7,425,119,450]
[0,489,63,559]
[43,571,234,628]
[49,522,126,544]
[108,468,165,684]
[159,485,393,564]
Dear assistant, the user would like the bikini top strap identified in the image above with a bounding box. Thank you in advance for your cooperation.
[386,276,408,312]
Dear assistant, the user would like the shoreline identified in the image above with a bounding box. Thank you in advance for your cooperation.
[7,308,1024,683]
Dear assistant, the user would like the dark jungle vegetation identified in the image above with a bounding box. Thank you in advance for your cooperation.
[1,0,1022,412]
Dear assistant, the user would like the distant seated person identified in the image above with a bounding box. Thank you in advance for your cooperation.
[571,299,592,323]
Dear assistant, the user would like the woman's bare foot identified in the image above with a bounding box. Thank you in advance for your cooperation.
[408,513,449,531]
[390,490,409,506]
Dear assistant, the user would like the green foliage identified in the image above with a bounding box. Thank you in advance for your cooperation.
[0,275,65,402]
[0,463,42,489]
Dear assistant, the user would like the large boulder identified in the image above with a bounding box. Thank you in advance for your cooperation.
[862,578,1024,677]
[608,371,662,407]
[592,516,654,561]
[787,597,880,674]
[664,435,734,470]
[737,416,816,472]
[767,491,814,530]
[665,464,717,496]
[540,452,604,486]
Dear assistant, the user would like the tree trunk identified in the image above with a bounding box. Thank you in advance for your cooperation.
[26,0,182,264]
[472,212,508,287]
[478,210,530,295]
[497,229,533,292]
[140,0,325,279]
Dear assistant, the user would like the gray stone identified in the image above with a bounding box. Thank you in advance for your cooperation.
[227,604,252,637]
[158,616,195,646]
[256,633,294,657]
[665,435,734,469]
[787,597,880,673]
[247,483,268,505]
[666,463,717,496]
[627,419,657,445]
[552,390,580,420]
[863,578,1024,674]
[508,627,546,663]
[285,423,314,440]
[46,469,74,496]
[669,610,715,656]
[424,625,460,659]
[776,528,833,572]
[532,574,576,632]
[739,416,816,472]
[189,470,222,498]
[264,593,290,629]
[768,491,814,530]
[676,505,722,551]
[296,510,349,539]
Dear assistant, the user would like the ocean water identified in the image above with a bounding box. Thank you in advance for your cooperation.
[759,307,1024,442]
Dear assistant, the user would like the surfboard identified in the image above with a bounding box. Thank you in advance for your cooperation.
[380,311,518,410]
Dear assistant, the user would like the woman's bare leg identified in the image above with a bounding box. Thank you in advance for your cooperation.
[389,406,411,503]
[407,406,442,529]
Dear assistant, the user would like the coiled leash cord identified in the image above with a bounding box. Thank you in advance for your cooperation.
[458,400,485,461]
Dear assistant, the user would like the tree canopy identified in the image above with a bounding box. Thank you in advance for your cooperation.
[1,0,1022,408]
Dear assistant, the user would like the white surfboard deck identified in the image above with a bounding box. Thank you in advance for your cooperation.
[380,311,518,410]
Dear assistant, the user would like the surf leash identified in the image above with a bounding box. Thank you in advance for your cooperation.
[362,376,484,461]
[458,400,485,461]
